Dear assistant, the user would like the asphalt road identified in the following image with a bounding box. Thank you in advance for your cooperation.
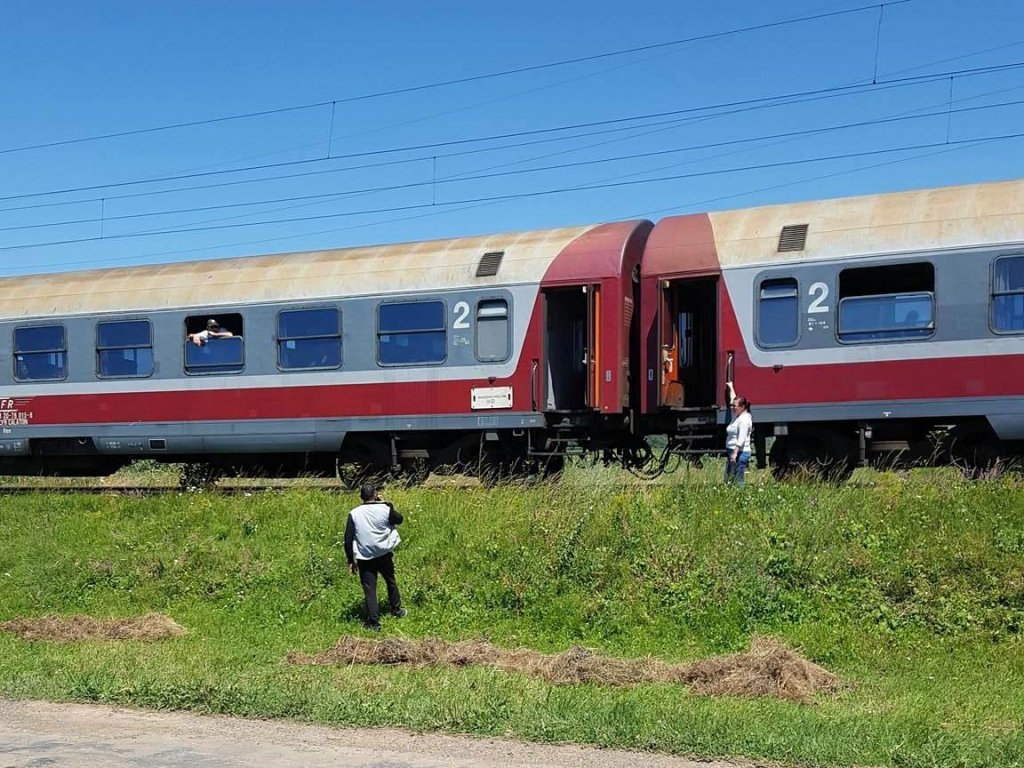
[0,699,743,768]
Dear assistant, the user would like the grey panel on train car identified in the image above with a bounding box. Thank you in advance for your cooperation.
[0,284,531,388]
[0,438,29,455]
[752,395,1024,426]
[16,412,543,455]
[987,414,1024,440]
[96,437,203,454]
[95,430,345,455]
[202,435,314,453]
[725,243,1022,367]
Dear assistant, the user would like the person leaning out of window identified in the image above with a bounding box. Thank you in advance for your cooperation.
[724,381,752,486]
[188,318,234,347]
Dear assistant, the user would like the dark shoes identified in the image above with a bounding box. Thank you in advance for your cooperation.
[364,609,405,631]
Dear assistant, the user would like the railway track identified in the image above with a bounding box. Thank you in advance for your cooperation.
[0,484,352,496]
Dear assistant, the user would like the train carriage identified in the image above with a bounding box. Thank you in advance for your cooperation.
[641,178,1024,475]
[3,176,1024,480]
[0,220,649,479]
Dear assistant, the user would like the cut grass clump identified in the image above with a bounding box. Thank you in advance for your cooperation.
[0,613,185,642]
[682,635,840,701]
[288,633,839,703]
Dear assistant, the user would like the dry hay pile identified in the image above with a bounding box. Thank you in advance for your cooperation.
[678,635,840,701]
[289,634,839,703]
[0,613,185,642]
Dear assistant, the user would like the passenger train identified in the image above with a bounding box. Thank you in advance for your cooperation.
[1,178,1022,481]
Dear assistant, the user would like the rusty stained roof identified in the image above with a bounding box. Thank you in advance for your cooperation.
[0,224,596,320]
[709,177,1024,267]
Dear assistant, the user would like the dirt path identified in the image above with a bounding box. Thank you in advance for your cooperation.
[0,698,746,768]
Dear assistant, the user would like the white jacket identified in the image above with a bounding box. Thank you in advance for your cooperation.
[347,502,402,561]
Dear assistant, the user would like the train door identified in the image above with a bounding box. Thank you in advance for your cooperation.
[658,277,718,409]
[544,286,600,411]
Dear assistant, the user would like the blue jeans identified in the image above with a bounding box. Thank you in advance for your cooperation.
[725,451,751,486]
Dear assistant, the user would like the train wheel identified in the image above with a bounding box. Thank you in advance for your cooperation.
[952,437,1007,480]
[770,435,853,484]
[338,437,394,490]
[338,462,374,490]
[399,459,430,487]
[537,453,566,480]
[478,448,558,486]
[477,452,515,487]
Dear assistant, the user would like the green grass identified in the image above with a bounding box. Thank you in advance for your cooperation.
[1,467,1023,767]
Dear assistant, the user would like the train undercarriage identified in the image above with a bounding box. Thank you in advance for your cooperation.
[0,413,1020,485]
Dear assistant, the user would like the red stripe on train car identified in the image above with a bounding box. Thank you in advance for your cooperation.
[14,377,531,426]
[719,288,1024,404]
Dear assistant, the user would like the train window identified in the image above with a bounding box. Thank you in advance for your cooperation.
[476,299,509,362]
[377,301,446,365]
[838,263,934,343]
[278,308,342,370]
[992,255,1024,332]
[184,313,244,374]
[839,294,934,342]
[96,320,153,378]
[14,325,67,381]
[757,278,799,347]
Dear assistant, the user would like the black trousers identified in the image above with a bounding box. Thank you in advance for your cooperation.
[357,552,401,625]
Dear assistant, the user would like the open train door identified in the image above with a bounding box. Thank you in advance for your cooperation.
[543,285,600,412]
[657,276,718,410]
[585,284,601,409]
[658,280,685,408]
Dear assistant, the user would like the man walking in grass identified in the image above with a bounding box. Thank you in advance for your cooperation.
[344,482,406,631]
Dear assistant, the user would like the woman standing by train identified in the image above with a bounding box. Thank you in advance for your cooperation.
[724,382,752,486]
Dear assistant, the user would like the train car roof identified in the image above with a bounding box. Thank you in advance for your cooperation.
[0,224,608,320]
[646,177,1024,275]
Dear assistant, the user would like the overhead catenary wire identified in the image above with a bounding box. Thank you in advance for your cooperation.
[0,0,911,160]
[21,67,1022,275]
[3,128,1023,256]
[4,95,1023,237]
[3,57,1022,212]
[99,0,889,181]
[21,134,1010,276]
[132,67,997,246]
[3,9,1020,273]
[13,20,1008,216]
[6,63,1023,268]
[78,34,1024,266]
[632,140,1017,222]
[117,66,1024,265]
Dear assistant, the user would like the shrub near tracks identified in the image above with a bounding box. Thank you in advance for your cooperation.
[0,472,1023,768]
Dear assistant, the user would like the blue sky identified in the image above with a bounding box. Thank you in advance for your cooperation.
[2,0,1023,276]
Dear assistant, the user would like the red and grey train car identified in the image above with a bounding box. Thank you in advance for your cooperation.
[0,221,648,478]
[1,178,1022,478]
[642,178,1024,474]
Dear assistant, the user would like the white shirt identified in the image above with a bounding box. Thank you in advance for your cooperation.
[726,411,752,453]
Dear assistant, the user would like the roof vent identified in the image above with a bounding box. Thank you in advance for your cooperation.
[475,250,504,277]
[778,224,809,252]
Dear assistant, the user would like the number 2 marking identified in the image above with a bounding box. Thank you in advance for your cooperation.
[808,282,830,314]
[453,301,471,329]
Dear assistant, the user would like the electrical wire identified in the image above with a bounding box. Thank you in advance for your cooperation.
[0,0,911,159]
[4,95,1023,236]
[4,128,1023,256]
[3,57,1021,211]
